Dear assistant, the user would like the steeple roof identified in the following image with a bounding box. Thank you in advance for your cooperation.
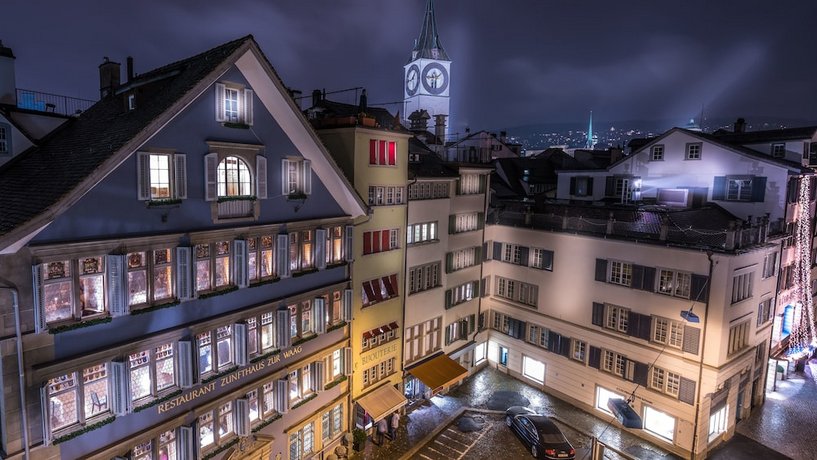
[410,0,450,62]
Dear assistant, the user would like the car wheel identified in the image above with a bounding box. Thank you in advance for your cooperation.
[505,415,513,427]
[531,444,538,458]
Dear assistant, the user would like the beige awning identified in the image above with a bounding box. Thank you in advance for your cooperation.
[356,383,407,422]
[409,354,468,395]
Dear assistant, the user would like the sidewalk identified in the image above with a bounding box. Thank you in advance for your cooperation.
[353,365,678,460]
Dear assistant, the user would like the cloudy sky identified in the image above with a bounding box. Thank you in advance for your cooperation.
[4,0,817,133]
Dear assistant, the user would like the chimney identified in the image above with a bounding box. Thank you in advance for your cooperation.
[465,127,471,135]
[434,114,447,141]
[500,131,507,143]
[98,57,121,98]
[734,117,746,134]
[358,89,368,114]
[126,56,134,82]
[312,89,322,107]
[0,40,17,105]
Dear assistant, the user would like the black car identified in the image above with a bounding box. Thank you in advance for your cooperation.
[505,406,575,459]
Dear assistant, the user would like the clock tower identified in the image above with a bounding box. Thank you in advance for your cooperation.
[404,0,451,138]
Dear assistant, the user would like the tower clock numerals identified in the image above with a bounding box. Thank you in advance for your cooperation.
[406,64,420,96]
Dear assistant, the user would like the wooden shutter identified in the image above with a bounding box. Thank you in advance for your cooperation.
[342,289,352,321]
[178,425,195,460]
[235,322,249,366]
[310,360,325,392]
[595,259,608,282]
[642,266,656,292]
[233,240,248,288]
[712,176,726,200]
[315,228,327,270]
[276,307,291,349]
[479,174,487,193]
[637,314,652,340]
[543,250,554,270]
[40,386,52,445]
[344,225,354,262]
[204,152,218,201]
[281,159,291,196]
[480,277,490,298]
[569,177,577,195]
[548,332,561,352]
[302,160,312,195]
[312,297,326,334]
[175,247,193,300]
[136,152,151,200]
[588,346,601,369]
[173,153,187,200]
[343,346,353,375]
[477,212,485,230]
[690,274,709,302]
[275,378,289,413]
[751,176,767,202]
[277,234,290,278]
[678,377,696,405]
[605,176,615,196]
[475,245,483,264]
[106,254,127,316]
[243,88,254,126]
[255,155,267,199]
[587,177,594,195]
[519,246,529,266]
[682,325,701,354]
[235,398,250,436]
[178,340,194,388]
[633,361,649,386]
[444,289,453,309]
[215,82,226,122]
[445,252,454,273]
[591,302,605,327]
[626,312,641,338]
[31,265,46,333]
[369,140,377,164]
[110,360,131,415]
[493,242,502,260]
[449,214,457,234]
[631,264,645,290]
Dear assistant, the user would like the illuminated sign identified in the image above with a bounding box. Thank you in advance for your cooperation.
[361,343,399,365]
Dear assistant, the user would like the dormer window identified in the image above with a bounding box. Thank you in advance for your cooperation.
[215,82,253,126]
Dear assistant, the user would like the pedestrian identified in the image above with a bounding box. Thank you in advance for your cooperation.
[377,417,388,445]
[390,411,400,440]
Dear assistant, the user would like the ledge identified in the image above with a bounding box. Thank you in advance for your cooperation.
[202,366,239,384]
[49,316,112,334]
[326,321,348,333]
[133,389,184,412]
[292,267,318,278]
[252,413,282,433]
[131,299,181,315]
[52,416,115,444]
[291,393,318,410]
[202,437,239,460]
[223,122,250,129]
[198,285,239,299]
[146,198,182,208]
[251,349,281,364]
[292,334,318,347]
[324,375,348,390]
[217,195,256,203]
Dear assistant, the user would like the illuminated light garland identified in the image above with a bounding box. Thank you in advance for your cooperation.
[791,176,817,352]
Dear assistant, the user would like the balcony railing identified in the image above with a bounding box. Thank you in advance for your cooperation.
[217,198,255,219]
[16,88,95,116]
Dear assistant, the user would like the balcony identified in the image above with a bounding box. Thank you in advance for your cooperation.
[16,88,95,116]
[215,197,256,220]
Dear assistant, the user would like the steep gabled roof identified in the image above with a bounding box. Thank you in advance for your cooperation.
[409,0,450,62]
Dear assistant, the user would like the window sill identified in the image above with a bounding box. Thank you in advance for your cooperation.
[362,248,400,256]
[324,375,348,390]
[287,193,308,201]
[198,285,239,299]
[407,239,439,247]
[292,333,319,347]
[326,261,348,269]
[326,320,348,333]
[291,393,318,410]
[202,437,240,460]
[146,198,182,208]
[216,195,256,203]
[251,413,282,433]
[450,229,480,235]
[251,348,281,364]
[292,267,318,278]
[222,122,250,129]
[133,388,183,412]
[202,366,239,384]
[131,298,181,315]
[249,276,281,287]
[52,415,116,445]
[408,284,443,296]
[48,316,113,334]
[362,295,399,309]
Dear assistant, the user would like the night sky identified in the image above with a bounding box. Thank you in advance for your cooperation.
[4,0,817,132]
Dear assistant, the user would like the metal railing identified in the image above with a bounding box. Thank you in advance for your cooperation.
[16,88,95,116]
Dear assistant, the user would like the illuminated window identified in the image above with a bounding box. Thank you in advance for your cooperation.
[609,260,632,286]
[217,156,252,197]
[407,221,437,244]
[530,248,554,271]
[195,242,233,293]
[369,139,397,166]
[326,226,345,265]
[727,177,753,201]
[361,274,399,307]
[474,342,487,363]
[685,143,702,160]
[449,247,479,271]
[604,304,629,333]
[644,406,676,441]
[731,271,753,304]
[657,269,691,298]
[322,403,344,441]
[288,230,314,272]
[522,356,545,383]
[148,154,171,199]
[368,185,405,205]
[216,83,252,125]
[46,373,79,432]
[41,260,75,323]
[82,364,109,418]
[595,386,624,415]
[198,332,213,376]
[199,412,215,447]
[453,212,481,233]
[281,158,312,197]
[136,152,186,201]
[459,174,483,194]
[708,405,728,441]
[218,402,234,439]
[289,422,315,460]
[571,339,586,363]
[248,236,276,282]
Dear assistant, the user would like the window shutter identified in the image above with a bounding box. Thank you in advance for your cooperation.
[682,325,701,354]
[480,276,490,298]
[712,176,726,200]
[479,174,487,193]
[751,176,767,202]
[312,297,326,334]
[678,377,696,405]
[483,241,489,260]
[638,314,652,340]
[106,254,128,316]
[342,289,353,321]
[569,177,577,195]
[449,214,456,234]
[276,307,291,349]
[444,289,453,309]
[642,266,656,292]
[243,89,254,126]
[634,361,649,386]
[204,152,218,201]
[493,242,502,260]
[455,178,462,195]
[591,302,604,327]
[445,252,454,273]
[178,340,194,388]
[690,274,709,302]
[137,152,151,200]
[344,225,354,262]
[235,322,249,366]
[543,250,554,271]
[594,259,608,282]
[475,245,483,263]
[255,155,267,199]
[605,176,615,196]
[178,425,195,460]
[235,398,250,437]
[519,246,529,266]
[277,234,290,278]
[310,360,325,392]
[31,265,46,333]
[548,332,561,352]
[624,359,635,382]
[40,386,52,445]
[173,153,187,200]
[626,311,640,338]
[587,177,594,195]
[477,212,485,230]
[631,264,645,290]
[315,228,327,270]
[215,83,226,122]
[233,240,248,288]
[175,247,193,300]
[281,159,291,196]
[343,347,353,376]
[302,160,312,195]
[274,378,289,413]
[588,346,601,369]
[110,360,131,415]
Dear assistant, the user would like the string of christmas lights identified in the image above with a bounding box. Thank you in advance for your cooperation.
[791,176,817,352]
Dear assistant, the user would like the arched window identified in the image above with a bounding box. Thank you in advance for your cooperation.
[217,156,252,197]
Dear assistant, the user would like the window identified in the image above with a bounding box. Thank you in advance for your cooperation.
[199,412,215,448]
[82,364,109,419]
[650,367,681,397]
[404,317,442,363]
[290,422,314,460]
[217,156,252,198]
[728,321,750,355]
[0,123,9,153]
[408,181,450,200]
[604,304,629,333]
[762,252,778,279]
[369,139,397,166]
[198,332,214,376]
[502,244,522,264]
[322,404,344,441]
[326,226,345,265]
[363,229,400,255]
[448,247,479,271]
[771,143,786,158]
[571,339,586,363]
[361,358,396,388]
[498,346,509,366]
[644,406,675,442]
[368,185,405,205]
[195,242,232,293]
[474,342,487,364]
[289,230,314,272]
[609,260,632,286]
[727,177,753,201]
[652,317,684,348]
[407,221,438,244]
[530,248,554,271]
[685,143,702,160]
[281,158,312,197]
[709,405,728,441]
[496,276,538,307]
[216,82,253,125]
[287,301,316,340]
[459,174,483,194]
[527,324,549,349]
[361,274,399,307]
[452,212,481,233]
[610,176,640,203]
[248,236,276,282]
[218,402,234,440]
[602,350,626,377]
[650,144,664,161]
[445,316,473,345]
[522,356,545,383]
[757,298,773,327]
[731,271,753,304]
[657,269,691,298]
[446,281,477,308]
[126,249,174,307]
[569,176,593,197]
[137,152,187,201]
[595,386,624,416]
[408,261,441,294]
[131,431,177,460]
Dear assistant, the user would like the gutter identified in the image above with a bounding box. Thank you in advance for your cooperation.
[0,284,30,459]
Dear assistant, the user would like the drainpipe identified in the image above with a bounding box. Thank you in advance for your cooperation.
[691,252,714,460]
[473,173,490,343]
[0,285,30,459]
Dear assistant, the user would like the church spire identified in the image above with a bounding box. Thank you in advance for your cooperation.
[586,111,594,149]
[411,0,449,62]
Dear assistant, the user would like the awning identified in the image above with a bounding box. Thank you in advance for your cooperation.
[356,384,407,422]
[607,398,643,429]
[409,354,468,395]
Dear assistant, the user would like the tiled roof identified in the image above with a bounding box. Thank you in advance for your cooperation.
[712,126,817,144]
[309,99,404,132]
[0,35,252,237]
[408,139,458,178]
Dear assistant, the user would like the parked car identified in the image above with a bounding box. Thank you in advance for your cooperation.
[505,406,576,459]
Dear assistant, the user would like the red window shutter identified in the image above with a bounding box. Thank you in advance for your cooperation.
[379,140,387,165]
[369,140,377,164]
[371,280,384,302]
[388,142,396,165]
[382,230,390,251]
[363,232,372,255]
[390,274,399,295]
[372,231,381,253]
[362,282,377,304]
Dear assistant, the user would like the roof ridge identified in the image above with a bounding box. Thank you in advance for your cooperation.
[132,34,253,82]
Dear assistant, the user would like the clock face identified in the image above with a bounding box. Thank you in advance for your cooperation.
[406,64,420,96]
[421,62,449,95]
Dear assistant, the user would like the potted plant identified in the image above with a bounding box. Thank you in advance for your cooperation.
[352,428,367,452]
